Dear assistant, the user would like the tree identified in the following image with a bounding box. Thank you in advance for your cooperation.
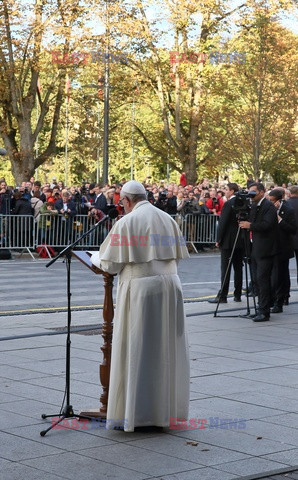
[0,0,90,184]
[206,4,297,180]
[104,0,251,184]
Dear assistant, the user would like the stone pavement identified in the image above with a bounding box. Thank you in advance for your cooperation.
[1,293,298,480]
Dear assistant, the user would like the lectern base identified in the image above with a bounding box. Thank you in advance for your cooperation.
[79,409,106,419]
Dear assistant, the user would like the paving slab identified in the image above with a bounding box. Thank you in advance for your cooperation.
[21,451,150,480]
[0,430,62,461]
[151,467,239,479]
[0,462,67,480]
[126,434,250,467]
[262,449,298,466]
[76,443,204,476]
[170,427,296,456]
[213,457,289,476]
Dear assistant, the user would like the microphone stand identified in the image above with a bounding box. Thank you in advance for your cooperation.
[40,214,108,436]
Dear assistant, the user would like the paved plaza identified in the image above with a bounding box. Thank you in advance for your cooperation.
[1,256,298,479]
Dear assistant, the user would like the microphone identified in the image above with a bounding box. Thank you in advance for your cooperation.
[0,148,7,155]
[108,207,119,219]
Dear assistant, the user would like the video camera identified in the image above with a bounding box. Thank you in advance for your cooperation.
[233,189,256,220]
[159,190,168,200]
[158,190,168,206]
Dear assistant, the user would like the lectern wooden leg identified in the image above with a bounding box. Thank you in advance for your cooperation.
[80,273,114,419]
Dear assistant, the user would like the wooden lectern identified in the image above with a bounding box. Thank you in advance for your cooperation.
[72,250,115,419]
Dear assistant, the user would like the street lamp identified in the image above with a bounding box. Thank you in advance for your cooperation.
[81,82,104,184]
[102,0,110,185]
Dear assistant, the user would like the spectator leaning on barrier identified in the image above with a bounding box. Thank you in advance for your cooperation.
[38,201,58,244]
[31,191,44,222]
[12,189,34,248]
[32,181,46,202]
[87,183,96,205]
[93,184,108,214]
[55,191,77,244]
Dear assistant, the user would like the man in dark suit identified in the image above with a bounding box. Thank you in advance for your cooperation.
[239,183,280,322]
[93,184,108,213]
[269,188,296,312]
[209,183,243,304]
[287,186,298,285]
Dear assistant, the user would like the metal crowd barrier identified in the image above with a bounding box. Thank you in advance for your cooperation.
[0,213,218,259]
[0,215,35,258]
[35,214,110,249]
[180,213,218,252]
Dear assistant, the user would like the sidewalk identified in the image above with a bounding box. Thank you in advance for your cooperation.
[1,294,298,480]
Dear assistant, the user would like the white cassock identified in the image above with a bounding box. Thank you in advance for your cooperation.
[91,200,190,432]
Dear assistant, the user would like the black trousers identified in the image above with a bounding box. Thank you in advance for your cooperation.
[219,248,243,299]
[271,256,291,306]
[251,255,276,316]
[294,249,298,284]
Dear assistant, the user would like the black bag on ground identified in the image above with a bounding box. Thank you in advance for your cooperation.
[0,249,12,260]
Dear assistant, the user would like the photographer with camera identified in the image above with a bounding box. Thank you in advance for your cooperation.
[239,183,279,322]
[180,190,200,216]
[70,185,89,215]
[154,189,177,215]
[205,187,224,215]
[208,183,243,304]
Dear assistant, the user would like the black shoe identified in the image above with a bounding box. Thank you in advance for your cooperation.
[253,314,270,322]
[208,297,227,304]
[234,296,241,302]
[271,305,283,313]
[284,298,289,306]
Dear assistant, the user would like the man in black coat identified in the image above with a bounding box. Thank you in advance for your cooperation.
[239,183,280,322]
[287,186,298,284]
[93,184,108,214]
[269,188,296,312]
[209,183,243,303]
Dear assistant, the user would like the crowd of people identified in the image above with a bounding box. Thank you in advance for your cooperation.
[1,173,298,319]
[0,174,298,251]
[0,173,282,219]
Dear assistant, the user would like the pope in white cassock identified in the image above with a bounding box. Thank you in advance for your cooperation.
[91,180,190,432]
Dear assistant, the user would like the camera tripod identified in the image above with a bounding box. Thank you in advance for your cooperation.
[213,223,257,318]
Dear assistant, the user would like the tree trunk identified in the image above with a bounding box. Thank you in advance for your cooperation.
[184,155,197,185]
[11,151,36,185]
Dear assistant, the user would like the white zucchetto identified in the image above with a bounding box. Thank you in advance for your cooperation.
[121,180,146,196]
